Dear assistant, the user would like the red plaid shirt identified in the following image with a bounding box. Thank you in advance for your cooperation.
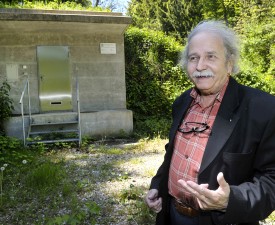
[168,81,228,209]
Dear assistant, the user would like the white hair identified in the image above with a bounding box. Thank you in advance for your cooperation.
[179,20,240,74]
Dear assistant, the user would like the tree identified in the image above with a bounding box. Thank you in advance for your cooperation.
[159,0,203,39]
[127,0,163,30]
[235,0,275,75]
[94,0,100,6]
[92,0,124,11]
[199,0,242,26]
[128,0,203,40]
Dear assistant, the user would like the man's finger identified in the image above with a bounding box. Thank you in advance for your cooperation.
[185,180,212,197]
[178,179,195,194]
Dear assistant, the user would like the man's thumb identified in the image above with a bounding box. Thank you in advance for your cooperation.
[148,189,158,199]
[217,172,228,188]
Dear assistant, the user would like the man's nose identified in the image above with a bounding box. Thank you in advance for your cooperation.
[196,58,207,71]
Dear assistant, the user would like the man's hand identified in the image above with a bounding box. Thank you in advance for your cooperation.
[145,189,162,213]
[178,172,230,211]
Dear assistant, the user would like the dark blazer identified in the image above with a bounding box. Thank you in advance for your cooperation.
[150,77,275,225]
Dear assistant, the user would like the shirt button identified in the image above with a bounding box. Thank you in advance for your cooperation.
[185,155,189,159]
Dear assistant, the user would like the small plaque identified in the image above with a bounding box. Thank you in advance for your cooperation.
[100,43,117,54]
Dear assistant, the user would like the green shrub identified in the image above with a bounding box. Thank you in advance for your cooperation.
[0,136,25,165]
[134,116,171,138]
[235,2,275,76]
[235,71,275,95]
[125,27,192,136]
[0,81,14,135]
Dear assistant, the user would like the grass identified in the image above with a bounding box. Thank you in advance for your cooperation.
[0,136,274,225]
[0,137,166,225]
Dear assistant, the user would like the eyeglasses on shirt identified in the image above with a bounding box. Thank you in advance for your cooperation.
[178,122,210,134]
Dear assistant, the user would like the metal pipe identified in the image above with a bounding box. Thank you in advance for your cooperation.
[19,79,28,104]
[27,78,31,127]
[77,77,81,147]
[20,98,26,146]
[19,78,29,146]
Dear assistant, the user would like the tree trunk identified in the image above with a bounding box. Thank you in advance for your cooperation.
[221,0,229,25]
[95,0,100,6]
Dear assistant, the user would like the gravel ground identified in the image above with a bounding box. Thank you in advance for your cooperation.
[64,139,167,225]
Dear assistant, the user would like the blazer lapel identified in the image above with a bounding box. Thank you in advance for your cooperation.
[169,90,193,142]
[199,78,243,174]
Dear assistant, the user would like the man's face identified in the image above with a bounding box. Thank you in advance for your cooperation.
[187,32,233,95]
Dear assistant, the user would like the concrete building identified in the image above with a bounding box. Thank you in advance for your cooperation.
[0,8,133,144]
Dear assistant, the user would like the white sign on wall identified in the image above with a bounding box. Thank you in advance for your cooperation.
[100,43,117,54]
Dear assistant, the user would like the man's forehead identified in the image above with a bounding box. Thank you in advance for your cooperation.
[188,32,225,54]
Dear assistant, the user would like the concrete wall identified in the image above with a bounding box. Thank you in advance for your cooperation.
[0,34,127,113]
[4,110,133,139]
[0,9,133,138]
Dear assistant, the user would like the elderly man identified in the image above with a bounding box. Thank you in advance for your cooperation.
[145,20,275,225]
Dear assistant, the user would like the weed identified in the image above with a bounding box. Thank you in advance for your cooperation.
[47,201,101,225]
[25,161,64,192]
[119,184,155,224]
[0,166,5,206]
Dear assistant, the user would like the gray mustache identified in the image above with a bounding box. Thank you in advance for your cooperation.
[192,71,214,78]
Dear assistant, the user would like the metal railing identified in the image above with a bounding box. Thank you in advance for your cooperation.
[19,78,31,146]
[76,77,82,146]
[19,78,81,146]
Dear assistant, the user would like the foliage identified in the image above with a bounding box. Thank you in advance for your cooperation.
[200,0,242,26]
[0,0,106,11]
[0,81,14,135]
[47,201,101,225]
[0,136,26,165]
[127,0,162,31]
[0,145,96,224]
[235,71,275,95]
[25,160,65,191]
[158,0,203,39]
[124,27,192,118]
[119,184,155,224]
[235,0,275,76]
[125,27,192,136]
[92,0,124,12]
[1,0,92,8]
[128,0,203,40]
[134,116,172,138]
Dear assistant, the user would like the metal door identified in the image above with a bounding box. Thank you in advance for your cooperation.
[37,46,72,112]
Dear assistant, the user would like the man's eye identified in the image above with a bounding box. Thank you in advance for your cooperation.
[207,55,217,60]
[189,56,198,62]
